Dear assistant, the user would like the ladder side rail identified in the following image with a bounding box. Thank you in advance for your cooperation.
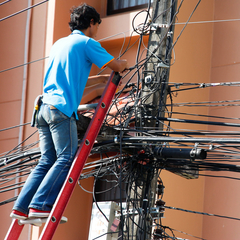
[39,71,121,240]
[4,219,24,240]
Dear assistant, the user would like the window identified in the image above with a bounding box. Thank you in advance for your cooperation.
[107,0,150,15]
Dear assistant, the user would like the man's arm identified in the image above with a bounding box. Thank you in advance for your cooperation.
[107,59,128,73]
[85,74,110,87]
[85,59,128,87]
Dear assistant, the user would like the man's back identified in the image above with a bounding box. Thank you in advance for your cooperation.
[42,30,114,118]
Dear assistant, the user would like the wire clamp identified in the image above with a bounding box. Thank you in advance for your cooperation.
[190,143,199,159]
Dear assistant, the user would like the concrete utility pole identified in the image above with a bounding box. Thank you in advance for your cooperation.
[127,0,178,239]
[143,0,177,125]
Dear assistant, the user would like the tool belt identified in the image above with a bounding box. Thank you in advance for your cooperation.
[31,95,43,127]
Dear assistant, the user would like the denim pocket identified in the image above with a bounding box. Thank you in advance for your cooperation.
[50,108,68,124]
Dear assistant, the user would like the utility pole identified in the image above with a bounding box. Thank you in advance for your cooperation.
[143,0,177,126]
[126,0,178,239]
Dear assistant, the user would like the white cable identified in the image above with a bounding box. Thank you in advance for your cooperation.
[175,18,240,25]
[98,30,130,42]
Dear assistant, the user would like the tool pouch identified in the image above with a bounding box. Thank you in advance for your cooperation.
[31,95,43,127]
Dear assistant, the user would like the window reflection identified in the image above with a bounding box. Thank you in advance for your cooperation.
[108,0,151,15]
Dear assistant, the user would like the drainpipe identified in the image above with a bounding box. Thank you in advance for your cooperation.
[17,0,32,239]
[18,0,32,147]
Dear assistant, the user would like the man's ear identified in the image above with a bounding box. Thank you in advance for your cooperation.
[90,19,94,26]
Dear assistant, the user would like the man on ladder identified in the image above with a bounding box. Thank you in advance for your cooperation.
[8,2,128,229]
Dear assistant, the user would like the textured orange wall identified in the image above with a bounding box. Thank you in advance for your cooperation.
[203,1,240,239]
[158,0,215,239]
[0,1,26,154]
[2,0,240,240]
[0,0,48,239]
[0,1,32,239]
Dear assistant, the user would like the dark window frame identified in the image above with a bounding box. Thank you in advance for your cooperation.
[107,0,148,15]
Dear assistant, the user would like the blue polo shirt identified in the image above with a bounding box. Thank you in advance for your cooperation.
[42,30,114,119]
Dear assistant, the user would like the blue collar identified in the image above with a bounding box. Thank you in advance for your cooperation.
[71,30,85,36]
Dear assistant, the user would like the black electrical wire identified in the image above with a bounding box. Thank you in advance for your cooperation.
[0,0,11,7]
[171,228,206,240]
[165,205,240,222]
[92,159,110,223]
[0,122,31,132]
[92,231,121,240]
[2,1,240,239]
[0,57,48,74]
[0,184,24,194]
[168,0,202,57]
[167,110,240,121]
[2,130,38,158]
[0,196,17,206]
[198,173,240,181]
[157,116,240,128]
[168,81,240,90]
[167,99,240,108]
[0,0,49,22]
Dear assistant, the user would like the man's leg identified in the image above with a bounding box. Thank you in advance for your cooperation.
[12,104,56,215]
[29,106,78,211]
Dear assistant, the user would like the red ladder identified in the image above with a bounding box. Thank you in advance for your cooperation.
[4,71,121,240]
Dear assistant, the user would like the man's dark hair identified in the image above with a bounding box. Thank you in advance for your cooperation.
[69,3,101,32]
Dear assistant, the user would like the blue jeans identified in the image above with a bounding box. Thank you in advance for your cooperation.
[13,103,78,214]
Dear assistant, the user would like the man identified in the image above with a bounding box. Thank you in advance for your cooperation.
[10,3,128,220]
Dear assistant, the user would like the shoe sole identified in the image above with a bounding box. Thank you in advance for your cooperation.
[10,213,27,220]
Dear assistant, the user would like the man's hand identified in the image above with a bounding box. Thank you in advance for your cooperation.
[107,59,129,73]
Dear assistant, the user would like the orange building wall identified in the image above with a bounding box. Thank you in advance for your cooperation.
[0,1,48,239]
[203,1,240,239]
[1,0,240,240]
[161,1,214,239]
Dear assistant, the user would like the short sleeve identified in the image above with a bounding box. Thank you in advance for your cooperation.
[85,38,114,69]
